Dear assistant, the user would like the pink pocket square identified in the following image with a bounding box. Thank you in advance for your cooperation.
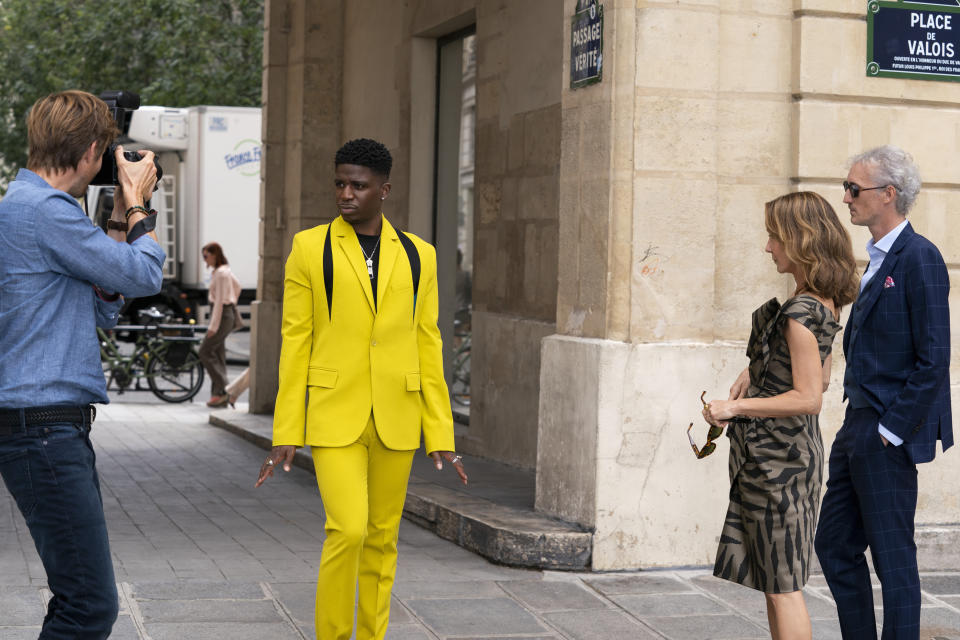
[884,276,895,289]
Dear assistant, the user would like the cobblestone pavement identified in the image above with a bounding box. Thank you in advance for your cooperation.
[2,401,960,639]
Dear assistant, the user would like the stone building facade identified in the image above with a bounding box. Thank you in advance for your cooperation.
[251,0,960,570]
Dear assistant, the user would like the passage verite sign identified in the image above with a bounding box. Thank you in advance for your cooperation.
[570,0,603,89]
[867,0,960,82]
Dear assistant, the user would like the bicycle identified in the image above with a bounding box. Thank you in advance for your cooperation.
[98,308,205,403]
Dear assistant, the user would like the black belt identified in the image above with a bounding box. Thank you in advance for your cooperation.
[0,405,96,433]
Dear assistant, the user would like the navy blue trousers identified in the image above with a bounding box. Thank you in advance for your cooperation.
[815,406,919,640]
[0,418,118,639]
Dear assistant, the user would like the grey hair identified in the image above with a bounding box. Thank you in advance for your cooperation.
[849,145,921,215]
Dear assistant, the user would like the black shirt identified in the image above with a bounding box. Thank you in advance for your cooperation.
[356,232,381,307]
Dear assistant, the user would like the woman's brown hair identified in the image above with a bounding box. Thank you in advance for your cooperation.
[202,242,229,268]
[765,191,859,309]
[26,91,119,173]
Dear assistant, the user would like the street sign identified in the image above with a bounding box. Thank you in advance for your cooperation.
[570,0,603,89]
[867,0,960,82]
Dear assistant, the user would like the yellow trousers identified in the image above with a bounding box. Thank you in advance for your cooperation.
[311,415,415,640]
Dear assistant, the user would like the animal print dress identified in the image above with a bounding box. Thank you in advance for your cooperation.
[713,294,840,593]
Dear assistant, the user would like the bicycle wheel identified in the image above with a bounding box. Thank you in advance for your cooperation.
[146,348,205,403]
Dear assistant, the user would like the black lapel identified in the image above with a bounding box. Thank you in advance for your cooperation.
[323,224,333,320]
[396,231,420,320]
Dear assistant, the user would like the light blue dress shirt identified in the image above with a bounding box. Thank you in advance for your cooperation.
[859,218,909,446]
[0,169,166,407]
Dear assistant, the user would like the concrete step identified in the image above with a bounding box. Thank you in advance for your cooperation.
[208,409,592,571]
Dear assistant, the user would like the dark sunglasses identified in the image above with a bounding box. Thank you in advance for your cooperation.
[687,390,751,459]
[842,181,893,198]
[687,391,724,459]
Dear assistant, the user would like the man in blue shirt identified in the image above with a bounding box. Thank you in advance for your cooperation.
[0,90,165,639]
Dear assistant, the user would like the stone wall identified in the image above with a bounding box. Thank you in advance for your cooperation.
[254,0,563,471]
[465,0,563,468]
[251,0,344,413]
[539,0,960,569]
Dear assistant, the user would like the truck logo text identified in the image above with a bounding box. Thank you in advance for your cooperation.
[225,139,262,176]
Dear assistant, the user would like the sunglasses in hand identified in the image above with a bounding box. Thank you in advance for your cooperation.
[687,390,750,459]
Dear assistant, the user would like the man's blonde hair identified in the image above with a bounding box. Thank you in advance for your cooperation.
[26,90,119,173]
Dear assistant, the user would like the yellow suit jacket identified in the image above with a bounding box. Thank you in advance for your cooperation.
[273,215,455,453]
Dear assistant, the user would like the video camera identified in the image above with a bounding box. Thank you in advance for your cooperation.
[90,90,163,188]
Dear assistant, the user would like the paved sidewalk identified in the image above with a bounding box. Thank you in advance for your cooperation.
[2,402,960,639]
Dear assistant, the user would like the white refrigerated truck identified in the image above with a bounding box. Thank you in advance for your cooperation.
[86,105,261,321]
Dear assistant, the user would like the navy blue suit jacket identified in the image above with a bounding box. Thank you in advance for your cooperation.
[843,222,952,464]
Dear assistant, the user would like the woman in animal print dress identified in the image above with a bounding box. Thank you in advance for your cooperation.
[703,191,859,640]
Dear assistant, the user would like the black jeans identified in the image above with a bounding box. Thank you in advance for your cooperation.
[0,419,118,639]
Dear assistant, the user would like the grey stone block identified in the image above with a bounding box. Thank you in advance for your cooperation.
[939,595,960,609]
[130,581,266,600]
[405,597,547,636]
[458,512,591,570]
[108,614,142,640]
[0,586,45,625]
[922,574,960,595]
[498,580,608,612]
[393,579,508,600]
[802,591,840,620]
[403,492,437,526]
[612,592,727,617]
[810,618,844,640]
[138,599,282,623]
[384,624,434,639]
[267,582,315,625]
[382,595,414,622]
[917,528,960,571]
[642,613,767,639]
[144,622,301,640]
[919,606,960,635]
[0,629,42,640]
[543,610,660,639]
[584,573,692,596]
[691,574,837,621]
[690,574,768,621]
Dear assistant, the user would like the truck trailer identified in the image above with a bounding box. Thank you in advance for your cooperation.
[86,105,261,322]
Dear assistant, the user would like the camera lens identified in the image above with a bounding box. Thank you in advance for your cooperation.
[121,151,164,184]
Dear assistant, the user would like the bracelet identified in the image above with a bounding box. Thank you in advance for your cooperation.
[106,220,126,232]
[125,205,149,220]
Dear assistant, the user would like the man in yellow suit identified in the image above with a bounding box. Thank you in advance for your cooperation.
[256,138,467,639]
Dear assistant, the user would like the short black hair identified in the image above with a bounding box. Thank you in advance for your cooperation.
[335,138,392,178]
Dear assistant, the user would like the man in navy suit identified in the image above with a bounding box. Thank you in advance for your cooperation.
[815,145,952,639]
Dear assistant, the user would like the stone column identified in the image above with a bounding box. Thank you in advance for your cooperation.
[536,0,645,569]
[537,0,798,569]
[250,0,343,413]
[465,0,563,469]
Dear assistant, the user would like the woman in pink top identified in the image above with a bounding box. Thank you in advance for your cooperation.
[199,242,242,407]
